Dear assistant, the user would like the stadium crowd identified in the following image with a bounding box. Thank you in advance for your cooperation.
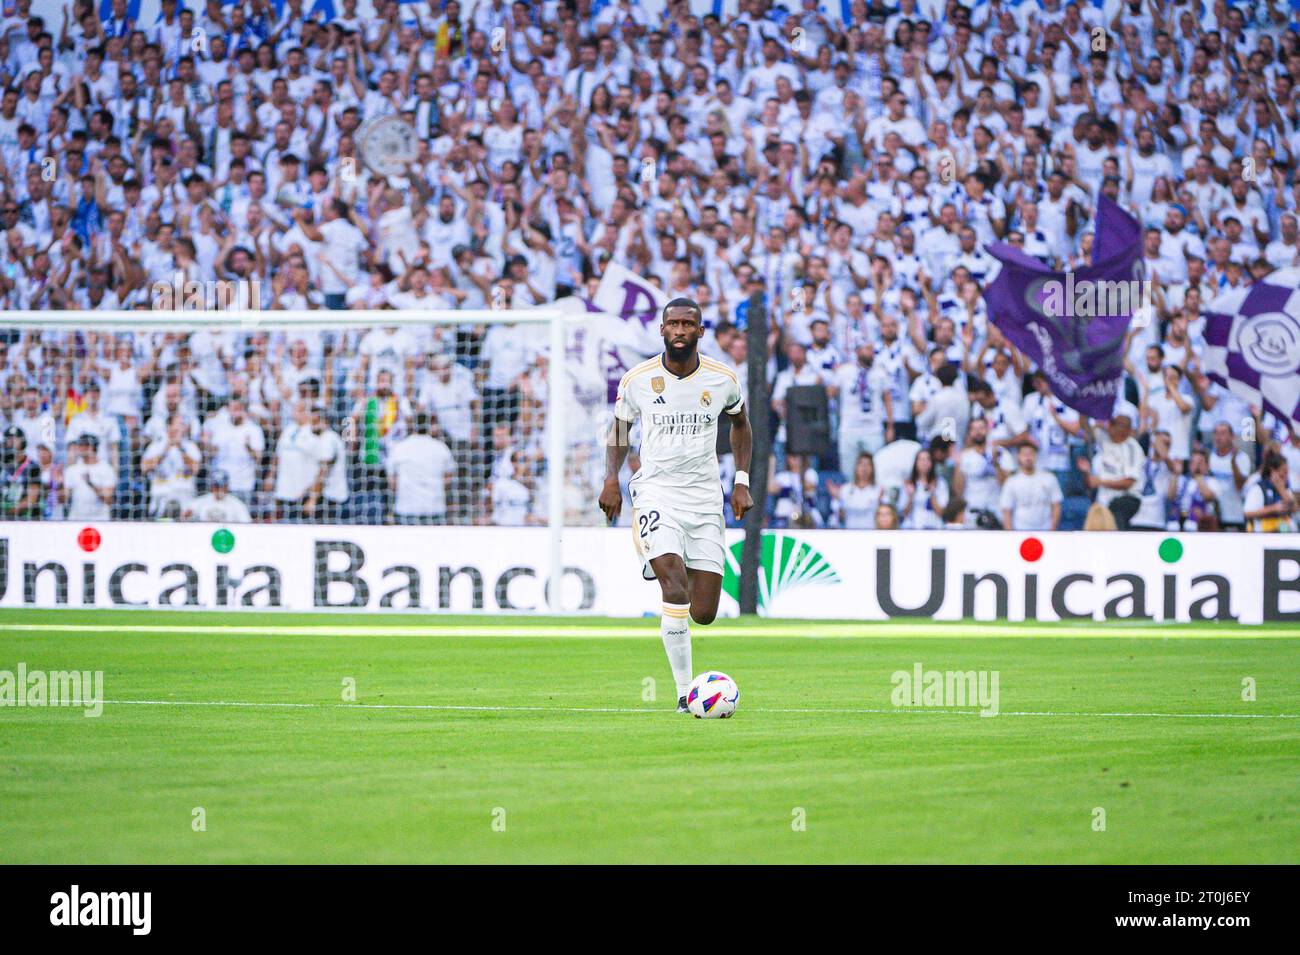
[0,0,1298,532]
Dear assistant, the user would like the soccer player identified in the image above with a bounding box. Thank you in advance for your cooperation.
[599,298,754,713]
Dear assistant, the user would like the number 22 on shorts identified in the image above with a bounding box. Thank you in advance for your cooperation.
[638,510,661,539]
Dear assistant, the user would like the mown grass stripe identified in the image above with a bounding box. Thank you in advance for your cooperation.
[0,622,1294,639]
[39,698,1297,719]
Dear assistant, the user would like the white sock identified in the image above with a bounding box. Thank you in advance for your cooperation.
[661,602,693,698]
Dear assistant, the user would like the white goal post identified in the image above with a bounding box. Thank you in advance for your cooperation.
[3,307,587,612]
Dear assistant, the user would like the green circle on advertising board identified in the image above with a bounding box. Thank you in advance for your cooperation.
[211,528,235,554]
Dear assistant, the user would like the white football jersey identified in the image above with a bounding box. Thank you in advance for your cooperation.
[614,354,744,514]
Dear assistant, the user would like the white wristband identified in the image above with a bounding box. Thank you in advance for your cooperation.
[734,470,750,487]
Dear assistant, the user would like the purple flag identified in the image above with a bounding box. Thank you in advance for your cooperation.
[982,196,1145,419]
[1200,266,1300,426]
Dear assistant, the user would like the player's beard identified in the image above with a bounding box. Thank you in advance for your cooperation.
[663,335,696,364]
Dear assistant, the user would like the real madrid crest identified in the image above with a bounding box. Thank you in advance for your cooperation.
[651,377,665,394]
[357,115,419,178]
[700,390,712,407]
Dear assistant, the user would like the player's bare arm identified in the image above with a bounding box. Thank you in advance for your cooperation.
[599,415,630,523]
[728,403,754,522]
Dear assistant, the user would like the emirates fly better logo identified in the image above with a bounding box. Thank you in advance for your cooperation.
[722,532,842,614]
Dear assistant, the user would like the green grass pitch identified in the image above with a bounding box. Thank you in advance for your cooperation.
[0,609,1297,864]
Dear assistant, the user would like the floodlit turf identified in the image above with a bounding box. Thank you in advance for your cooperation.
[0,609,1296,864]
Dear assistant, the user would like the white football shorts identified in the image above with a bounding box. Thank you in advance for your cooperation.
[630,504,726,580]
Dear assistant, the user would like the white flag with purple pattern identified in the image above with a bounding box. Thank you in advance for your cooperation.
[1201,267,1300,426]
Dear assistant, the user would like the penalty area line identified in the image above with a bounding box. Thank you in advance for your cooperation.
[87,699,1300,719]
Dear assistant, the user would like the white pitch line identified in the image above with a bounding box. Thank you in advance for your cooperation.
[85,699,1300,719]
[764,707,1300,719]
[3,623,1296,639]
[101,698,659,714]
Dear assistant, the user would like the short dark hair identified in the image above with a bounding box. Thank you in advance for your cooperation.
[662,297,702,324]
[942,496,967,524]
[1261,451,1287,482]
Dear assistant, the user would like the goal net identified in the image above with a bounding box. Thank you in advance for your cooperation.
[0,306,609,610]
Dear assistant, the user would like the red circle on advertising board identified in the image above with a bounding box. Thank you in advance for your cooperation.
[1019,537,1044,562]
[77,527,102,552]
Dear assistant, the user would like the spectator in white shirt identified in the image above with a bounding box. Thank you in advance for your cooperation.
[141,413,202,519]
[1132,430,1178,531]
[387,411,455,524]
[772,451,822,528]
[1207,421,1253,530]
[311,406,350,523]
[1141,364,1194,463]
[418,352,482,522]
[1173,448,1222,532]
[1078,411,1145,529]
[969,377,1030,472]
[64,383,119,470]
[60,435,115,521]
[202,397,265,505]
[901,447,950,530]
[10,385,55,461]
[478,318,535,447]
[490,450,539,526]
[828,341,894,470]
[834,452,884,529]
[1000,445,1063,531]
[916,364,970,450]
[1242,453,1297,534]
[953,416,1004,523]
[306,198,370,309]
[1023,371,1083,479]
[418,352,481,446]
[266,401,327,522]
[184,469,252,523]
[357,326,420,398]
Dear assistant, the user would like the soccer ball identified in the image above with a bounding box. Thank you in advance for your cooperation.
[686,671,740,719]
